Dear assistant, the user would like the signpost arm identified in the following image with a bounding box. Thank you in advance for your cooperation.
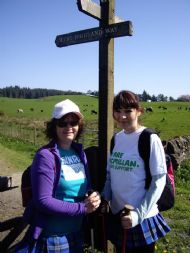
[98,0,114,191]
[77,0,124,23]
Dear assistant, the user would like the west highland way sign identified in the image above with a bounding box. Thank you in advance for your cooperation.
[55,21,132,47]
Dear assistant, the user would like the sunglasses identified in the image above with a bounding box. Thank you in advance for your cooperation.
[56,120,79,128]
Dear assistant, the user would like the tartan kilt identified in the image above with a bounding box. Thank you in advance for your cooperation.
[107,212,171,249]
[14,231,84,253]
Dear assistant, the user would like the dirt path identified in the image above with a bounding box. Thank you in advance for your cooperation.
[0,172,24,220]
[0,160,26,249]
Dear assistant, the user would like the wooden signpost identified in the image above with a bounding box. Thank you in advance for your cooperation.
[55,2,133,250]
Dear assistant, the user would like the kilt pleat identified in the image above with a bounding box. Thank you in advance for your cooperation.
[107,212,171,248]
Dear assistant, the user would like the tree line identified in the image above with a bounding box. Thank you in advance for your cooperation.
[0,86,83,99]
[0,86,189,102]
[87,89,190,102]
[138,90,190,102]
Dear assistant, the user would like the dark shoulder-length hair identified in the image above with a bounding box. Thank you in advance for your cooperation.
[45,116,84,142]
[113,90,144,112]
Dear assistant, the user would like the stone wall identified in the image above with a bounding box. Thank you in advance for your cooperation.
[163,136,190,170]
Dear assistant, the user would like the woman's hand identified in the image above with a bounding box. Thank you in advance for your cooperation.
[84,191,101,214]
[121,214,132,229]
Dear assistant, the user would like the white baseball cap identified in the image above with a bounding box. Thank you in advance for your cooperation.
[52,99,83,119]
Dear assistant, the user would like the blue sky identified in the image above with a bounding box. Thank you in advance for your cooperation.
[0,0,189,99]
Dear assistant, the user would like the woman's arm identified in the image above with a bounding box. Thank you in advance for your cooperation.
[130,174,166,227]
[31,151,87,216]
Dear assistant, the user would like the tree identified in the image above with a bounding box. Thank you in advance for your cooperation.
[141,90,151,101]
[151,95,157,102]
[169,96,175,101]
[157,94,168,102]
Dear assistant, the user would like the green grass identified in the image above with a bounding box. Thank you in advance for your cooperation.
[156,160,190,252]
[0,135,37,173]
[0,97,190,141]
[0,95,98,121]
[141,102,190,140]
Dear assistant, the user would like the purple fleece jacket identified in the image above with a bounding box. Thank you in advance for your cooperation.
[23,140,91,239]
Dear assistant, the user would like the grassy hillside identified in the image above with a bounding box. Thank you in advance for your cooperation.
[0,96,190,142]
[140,101,190,140]
[0,95,98,121]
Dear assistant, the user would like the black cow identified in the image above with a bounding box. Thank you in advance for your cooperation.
[145,107,153,112]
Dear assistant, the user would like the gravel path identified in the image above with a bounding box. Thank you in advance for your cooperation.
[0,160,26,250]
[0,172,24,220]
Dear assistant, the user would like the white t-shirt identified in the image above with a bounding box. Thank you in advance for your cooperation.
[106,126,166,218]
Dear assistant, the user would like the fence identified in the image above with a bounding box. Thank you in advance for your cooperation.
[0,121,98,148]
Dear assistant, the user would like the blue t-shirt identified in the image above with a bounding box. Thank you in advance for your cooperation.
[43,147,87,236]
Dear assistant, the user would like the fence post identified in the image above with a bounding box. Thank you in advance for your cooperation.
[19,124,22,139]
[34,127,36,146]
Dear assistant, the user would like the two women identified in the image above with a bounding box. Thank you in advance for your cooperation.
[16,92,171,253]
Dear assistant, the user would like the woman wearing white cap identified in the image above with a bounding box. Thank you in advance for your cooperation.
[15,99,101,253]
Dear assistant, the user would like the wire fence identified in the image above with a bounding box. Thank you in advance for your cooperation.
[0,121,99,148]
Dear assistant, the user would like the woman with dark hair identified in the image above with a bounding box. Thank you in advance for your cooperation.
[102,90,170,253]
[15,99,101,253]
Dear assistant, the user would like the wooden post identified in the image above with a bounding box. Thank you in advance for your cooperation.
[98,0,114,191]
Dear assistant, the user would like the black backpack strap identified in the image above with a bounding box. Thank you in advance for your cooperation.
[138,128,157,189]
[165,153,171,167]
[110,133,116,154]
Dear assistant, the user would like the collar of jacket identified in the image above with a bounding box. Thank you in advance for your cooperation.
[46,140,85,162]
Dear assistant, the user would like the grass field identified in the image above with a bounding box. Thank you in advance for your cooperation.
[0,95,98,121]
[0,95,190,141]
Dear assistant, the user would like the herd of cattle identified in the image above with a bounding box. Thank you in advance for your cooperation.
[17,105,190,115]
[17,108,43,113]
[144,105,190,113]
